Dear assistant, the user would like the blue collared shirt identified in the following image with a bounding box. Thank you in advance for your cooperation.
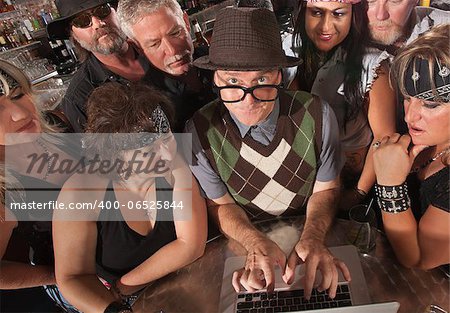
[229,99,280,146]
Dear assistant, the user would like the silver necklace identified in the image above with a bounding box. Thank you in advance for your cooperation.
[35,139,54,181]
[411,146,450,173]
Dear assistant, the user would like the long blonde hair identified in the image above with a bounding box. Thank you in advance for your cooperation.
[0,59,58,134]
[391,24,450,165]
[0,60,59,204]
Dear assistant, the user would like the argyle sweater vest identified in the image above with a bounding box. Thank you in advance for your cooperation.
[192,90,322,220]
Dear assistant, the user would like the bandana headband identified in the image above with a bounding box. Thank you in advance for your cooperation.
[304,0,361,4]
[0,69,20,96]
[81,105,171,151]
[122,105,170,150]
[120,105,172,150]
[131,105,171,134]
[404,57,450,102]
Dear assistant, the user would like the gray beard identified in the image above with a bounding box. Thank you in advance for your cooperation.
[369,27,403,46]
[77,29,127,55]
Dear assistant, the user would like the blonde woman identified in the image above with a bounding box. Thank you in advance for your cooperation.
[373,24,450,270]
[0,60,77,310]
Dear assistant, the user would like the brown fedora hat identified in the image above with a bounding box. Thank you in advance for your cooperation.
[193,7,302,71]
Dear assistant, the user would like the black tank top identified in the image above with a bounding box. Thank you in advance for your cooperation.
[8,173,57,266]
[95,178,177,283]
[5,134,81,266]
[408,166,450,218]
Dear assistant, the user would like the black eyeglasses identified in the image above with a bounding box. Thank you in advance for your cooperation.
[213,84,283,103]
[71,3,112,29]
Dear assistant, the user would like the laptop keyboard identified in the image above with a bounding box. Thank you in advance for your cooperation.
[236,284,353,313]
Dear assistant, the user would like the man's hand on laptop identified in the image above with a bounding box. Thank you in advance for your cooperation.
[232,237,286,293]
[283,238,351,300]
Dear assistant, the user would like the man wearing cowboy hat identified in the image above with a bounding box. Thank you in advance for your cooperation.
[47,0,150,133]
[186,7,350,299]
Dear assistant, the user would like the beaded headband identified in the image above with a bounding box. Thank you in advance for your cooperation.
[81,105,171,150]
[404,57,450,102]
[120,105,171,150]
[304,0,361,3]
[0,69,20,96]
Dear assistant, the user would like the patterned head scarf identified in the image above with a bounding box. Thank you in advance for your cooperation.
[0,69,20,96]
[81,105,172,151]
[120,105,172,150]
[404,57,450,102]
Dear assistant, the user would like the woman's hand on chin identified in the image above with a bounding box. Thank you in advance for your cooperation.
[373,134,428,185]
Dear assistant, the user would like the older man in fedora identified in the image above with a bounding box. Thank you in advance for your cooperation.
[47,0,149,132]
[186,7,350,299]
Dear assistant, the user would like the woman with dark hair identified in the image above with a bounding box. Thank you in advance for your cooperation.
[284,0,397,209]
[52,82,207,313]
[373,24,450,270]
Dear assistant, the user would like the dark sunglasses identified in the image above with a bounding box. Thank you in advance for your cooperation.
[71,3,112,29]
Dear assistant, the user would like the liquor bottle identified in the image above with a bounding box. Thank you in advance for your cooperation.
[23,10,35,33]
[40,9,51,25]
[15,23,28,46]
[192,19,209,47]
[50,39,72,65]
[21,25,32,42]
[64,39,78,62]
[32,11,42,30]
[12,20,28,45]
[0,22,10,50]
[4,0,15,11]
[0,39,8,51]
[50,2,60,19]
[3,20,18,48]
[0,33,7,50]
[56,40,71,61]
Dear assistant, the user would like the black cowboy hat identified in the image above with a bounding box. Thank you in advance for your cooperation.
[46,0,114,40]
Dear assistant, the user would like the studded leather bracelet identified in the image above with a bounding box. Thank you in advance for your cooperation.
[374,182,411,214]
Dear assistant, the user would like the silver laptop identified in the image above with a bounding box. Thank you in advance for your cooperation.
[219,245,400,313]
